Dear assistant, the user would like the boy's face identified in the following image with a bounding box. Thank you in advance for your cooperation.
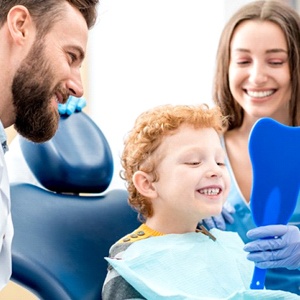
[151,125,230,231]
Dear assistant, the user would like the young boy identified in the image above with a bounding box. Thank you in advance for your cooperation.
[102,104,299,300]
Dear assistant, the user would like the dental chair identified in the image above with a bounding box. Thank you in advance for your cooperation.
[10,112,140,300]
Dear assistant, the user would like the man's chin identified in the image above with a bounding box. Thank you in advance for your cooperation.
[17,126,58,143]
[15,113,59,143]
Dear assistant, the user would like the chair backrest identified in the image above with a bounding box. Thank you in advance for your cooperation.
[10,112,140,300]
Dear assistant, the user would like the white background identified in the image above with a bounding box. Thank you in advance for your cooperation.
[6,0,255,191]
[87,0,253,191]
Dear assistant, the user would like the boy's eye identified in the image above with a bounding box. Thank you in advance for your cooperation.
[185,162,200,166]
[217,162,226,166]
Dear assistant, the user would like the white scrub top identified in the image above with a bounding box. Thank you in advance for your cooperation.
[0,121,13,290]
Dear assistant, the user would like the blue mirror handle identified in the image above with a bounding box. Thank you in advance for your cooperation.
[250,266,266,289]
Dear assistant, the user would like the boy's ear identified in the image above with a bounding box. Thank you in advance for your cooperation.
[133,171,157,199]
[7,5,33,45]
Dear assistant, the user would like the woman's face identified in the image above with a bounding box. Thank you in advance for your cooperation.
[228,20,291,125]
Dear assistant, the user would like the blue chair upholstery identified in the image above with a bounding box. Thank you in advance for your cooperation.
[10,112,140,300]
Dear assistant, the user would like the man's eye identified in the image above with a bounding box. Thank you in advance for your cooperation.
[68,52,77,63]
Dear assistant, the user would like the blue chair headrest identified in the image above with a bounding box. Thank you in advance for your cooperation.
[19,112,113,194]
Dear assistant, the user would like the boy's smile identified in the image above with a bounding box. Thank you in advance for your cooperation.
[147,125,230,234]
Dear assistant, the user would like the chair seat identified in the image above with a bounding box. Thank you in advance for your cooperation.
[11,183,140,300]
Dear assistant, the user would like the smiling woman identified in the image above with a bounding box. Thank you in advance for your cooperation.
[210,0,300,295]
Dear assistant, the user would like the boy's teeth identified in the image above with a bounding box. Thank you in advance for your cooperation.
[199,188,220,195]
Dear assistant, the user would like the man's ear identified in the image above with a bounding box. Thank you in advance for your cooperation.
[7,5,33,45]
[133,171,157,199]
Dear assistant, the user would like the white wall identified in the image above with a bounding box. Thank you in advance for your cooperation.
[87,0,253,191]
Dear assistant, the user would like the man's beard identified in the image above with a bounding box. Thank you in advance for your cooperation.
[12,40,63,143]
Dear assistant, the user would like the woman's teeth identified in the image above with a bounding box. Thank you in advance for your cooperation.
[247,90,274,98]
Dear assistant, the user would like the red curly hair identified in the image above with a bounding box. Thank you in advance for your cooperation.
[120,104,227,221]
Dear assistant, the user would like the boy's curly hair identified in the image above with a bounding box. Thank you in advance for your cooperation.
[120,104,227,221]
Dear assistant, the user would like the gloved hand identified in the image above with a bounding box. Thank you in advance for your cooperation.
[201,201,235,230]
[58,96,86,115]
[244,224,300,270]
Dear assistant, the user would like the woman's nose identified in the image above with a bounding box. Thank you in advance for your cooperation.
[248,62,268,85]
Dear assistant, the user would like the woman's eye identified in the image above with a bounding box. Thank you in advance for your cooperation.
[269,61,283,66]
[231,56,251,65]
[236,60,250,65]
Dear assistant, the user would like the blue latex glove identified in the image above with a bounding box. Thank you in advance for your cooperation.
[244,224,300,270]
[58,96,86,115]
[200,201,235,230]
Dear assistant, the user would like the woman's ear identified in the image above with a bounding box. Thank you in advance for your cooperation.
[133,171,157,199]
[7,5,33,45]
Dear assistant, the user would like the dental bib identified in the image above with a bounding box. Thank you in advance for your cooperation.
[106,229,300,299]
